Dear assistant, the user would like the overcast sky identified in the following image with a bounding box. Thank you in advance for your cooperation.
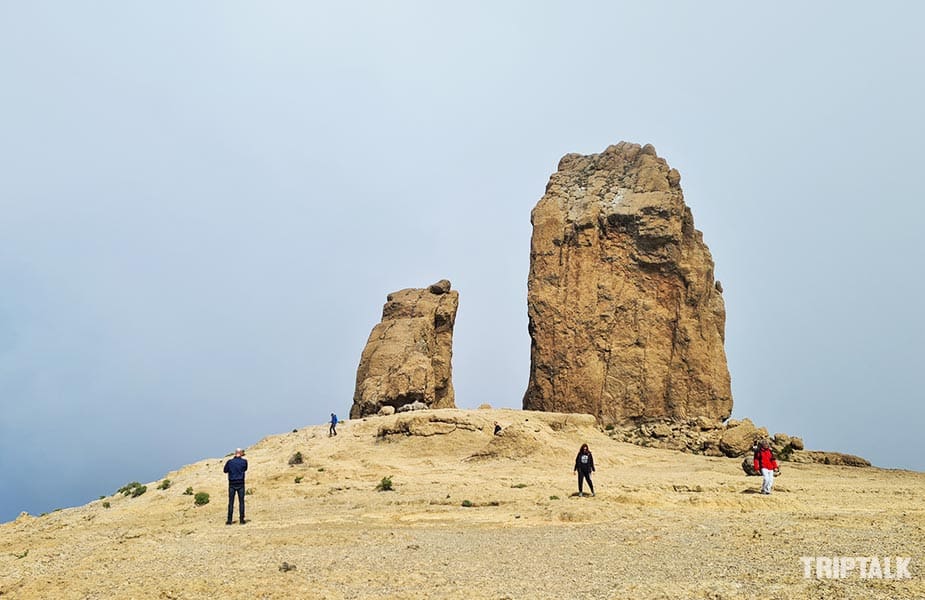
[2,2,923,523]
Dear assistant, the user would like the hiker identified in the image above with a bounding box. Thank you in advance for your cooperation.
[753,439,778,495]
[493,422,502,435]
[223,448,248,524]
[329,413,338,437]
[574,443,595,497]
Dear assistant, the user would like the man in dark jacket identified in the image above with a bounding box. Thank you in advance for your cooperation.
[223,448,248,524]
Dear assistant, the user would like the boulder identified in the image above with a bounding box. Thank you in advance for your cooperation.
[719,419,767,457]
[428,279,452,295]
[651,423,672,438]
[695,416,718,431]
[772,433,791,448]
[351,281,459,418]
[377,405,396,416]
[790,436,804,451]
[523,142,732,426]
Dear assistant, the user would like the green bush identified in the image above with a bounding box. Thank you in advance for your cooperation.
[245,488,255,495]
[376,476,393,492]
[294,476,304,484]
[288,451,304,466]
[118,482,142,496]
[461,500,473,507]
[605,424,615,431]
[194,492,210,506]
[118,482,146,498]
[511,483,528,489]
[549,495,560,500]
[157,479,171,490]
[183,487,194,495]
[102,501,111,509]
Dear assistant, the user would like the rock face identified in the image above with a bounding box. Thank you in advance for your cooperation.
[350,280,458,419]
[523,142,732,425]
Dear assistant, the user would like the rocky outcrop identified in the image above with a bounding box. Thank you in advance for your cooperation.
[607,418,728,456]
[350,280,458,418]
[523,142,732,425]
[608,418,870,469]
[790,451,871,468]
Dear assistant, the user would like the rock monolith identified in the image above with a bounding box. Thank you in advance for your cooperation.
[351,280,458,418]
[523,142,732,425]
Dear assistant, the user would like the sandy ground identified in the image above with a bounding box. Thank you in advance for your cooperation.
[2,408,923,599]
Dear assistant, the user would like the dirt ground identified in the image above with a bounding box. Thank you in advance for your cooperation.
[2,409,923,599]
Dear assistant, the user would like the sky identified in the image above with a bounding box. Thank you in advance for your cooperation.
[1,2,923,523]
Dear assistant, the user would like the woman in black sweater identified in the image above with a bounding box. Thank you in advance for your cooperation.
[574,443,595,497]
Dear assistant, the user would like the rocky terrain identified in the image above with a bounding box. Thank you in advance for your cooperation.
[607,417,869,468]
[351,280,458,418]
[524,142,732,425]
[2,408,921,599]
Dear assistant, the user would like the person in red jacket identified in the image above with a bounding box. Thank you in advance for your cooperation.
[753,439,778,495]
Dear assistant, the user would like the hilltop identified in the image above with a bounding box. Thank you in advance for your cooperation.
[1,408,923,599]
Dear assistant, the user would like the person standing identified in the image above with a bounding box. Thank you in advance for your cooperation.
[753,439,778,495]
[574,443,595,497]
[223,448,248,524]
[329,413,338,437]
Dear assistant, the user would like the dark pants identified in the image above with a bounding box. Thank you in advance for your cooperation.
[329,423,337,436]
[577,470,594,494]
[227,482,245,522]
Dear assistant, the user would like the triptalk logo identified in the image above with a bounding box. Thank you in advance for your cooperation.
[800,556,913,579]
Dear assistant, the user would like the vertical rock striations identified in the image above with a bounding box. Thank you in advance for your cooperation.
[351,280,458,418]
[523,142,732,425]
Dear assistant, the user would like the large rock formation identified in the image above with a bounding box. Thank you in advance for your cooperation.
[350,280,458,418]
[523,142,732,425]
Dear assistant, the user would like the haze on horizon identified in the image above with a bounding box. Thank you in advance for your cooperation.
[2,2,923,523]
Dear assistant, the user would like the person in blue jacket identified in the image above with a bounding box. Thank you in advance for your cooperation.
[329,413,338,437]
[223,448,248,525]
